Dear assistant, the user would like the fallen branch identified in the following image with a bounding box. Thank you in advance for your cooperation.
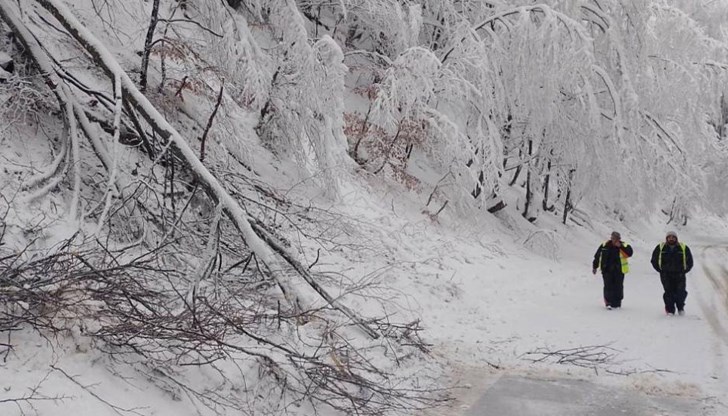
[251,220,379,339]
[521,344,620,374]
[32,0,378,338]
[51,365,148,416]
[0,370,67,410]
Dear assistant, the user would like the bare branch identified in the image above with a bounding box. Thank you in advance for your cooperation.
[200,81,224,162]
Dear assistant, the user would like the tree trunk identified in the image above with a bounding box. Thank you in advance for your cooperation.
[140,0,161,92]
[470,170,484,199]
[720,93,728,140]
[522,139,536,222]
[508,147,523,186]
[562,168,576,225]
[486,181,506,213]
[542,157,554,212]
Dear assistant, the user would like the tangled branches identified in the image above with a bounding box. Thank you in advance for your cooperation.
[0,0,450,413]
[0,234,446,414]
[521,344,678,377]
[521,344,620,374]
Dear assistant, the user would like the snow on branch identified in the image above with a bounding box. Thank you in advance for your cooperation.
[32,0,378,338]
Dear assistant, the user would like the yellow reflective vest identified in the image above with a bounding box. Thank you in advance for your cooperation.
[658,242,687,270]
[598,241,631,274]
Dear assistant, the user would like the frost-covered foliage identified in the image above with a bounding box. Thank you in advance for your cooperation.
[36,0,728,219]
[0,1,444,415]
[2,0,728,414]
[255,1,349,196]
[126,0,727,220]
[327,0,728,221]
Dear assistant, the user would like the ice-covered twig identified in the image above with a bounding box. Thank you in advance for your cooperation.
[34,0,379,338]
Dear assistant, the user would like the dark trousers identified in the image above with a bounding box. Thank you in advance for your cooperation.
[602,271,624,307]
[660,272,687,313]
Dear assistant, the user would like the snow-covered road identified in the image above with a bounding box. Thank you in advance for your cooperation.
[462,374,701,416]
[421,226,728,416]
[696,244,728,350]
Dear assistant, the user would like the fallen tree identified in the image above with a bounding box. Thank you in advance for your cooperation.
[0,0,445,414]
[30,0,378,338]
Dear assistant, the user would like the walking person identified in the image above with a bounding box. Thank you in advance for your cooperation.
[592,231,633,309]
[650,231,693,316]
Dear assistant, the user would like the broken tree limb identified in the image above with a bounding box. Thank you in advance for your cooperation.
[94,72,123,233]
[0,2,77,216]
[33,0,379,338]
[250,219,379,339]
[0,1,131,201]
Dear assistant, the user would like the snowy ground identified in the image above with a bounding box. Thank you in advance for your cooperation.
[3,177,728,416]
[326,177,728,415]
[290,180,728,415]
[2,1,727,414]
[2,0,728,414]
[411,211,728,416]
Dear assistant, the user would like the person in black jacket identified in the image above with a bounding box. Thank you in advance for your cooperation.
[650,231,693,316]
[592,231,634,309]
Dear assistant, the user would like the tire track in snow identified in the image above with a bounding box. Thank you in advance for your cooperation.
[696,244,728,399]
[697,245,728,347]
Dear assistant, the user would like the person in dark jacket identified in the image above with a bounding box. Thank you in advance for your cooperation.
[592,231,634,309]
[650,231,693,316]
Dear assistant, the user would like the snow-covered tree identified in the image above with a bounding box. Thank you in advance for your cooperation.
[3,0,728,414]
[256,1,349,197]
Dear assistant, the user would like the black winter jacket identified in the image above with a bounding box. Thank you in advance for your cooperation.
[650,242,693,274]
[593,241,633,274]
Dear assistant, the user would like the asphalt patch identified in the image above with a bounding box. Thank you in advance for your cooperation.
[464,375,699,416]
